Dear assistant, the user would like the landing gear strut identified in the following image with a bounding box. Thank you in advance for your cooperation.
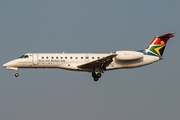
[92,72,102,81]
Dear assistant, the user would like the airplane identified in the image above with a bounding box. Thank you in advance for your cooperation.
[3,33,175,81]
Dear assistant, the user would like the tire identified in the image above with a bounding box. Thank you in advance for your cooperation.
[97,73,101,78]
[92,72,96,77]
[15,73,19,77]
[94,77,99,81]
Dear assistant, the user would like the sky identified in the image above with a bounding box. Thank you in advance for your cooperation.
[0,0,180,120]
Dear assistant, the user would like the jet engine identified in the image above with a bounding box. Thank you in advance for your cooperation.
[115,51,144,61]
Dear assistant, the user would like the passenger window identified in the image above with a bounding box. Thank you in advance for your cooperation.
[52,57,54,59]
[61,57,63,59]
[70,57,72,59]
[65,57,67,59]
[86,57,89,59]
[92,57,94,59]
[81,57,83,59]
[76,57,78,59]
[42,57,44,59]
[46,57,48,59]
[98,57,100,60]
[56,57,58,59]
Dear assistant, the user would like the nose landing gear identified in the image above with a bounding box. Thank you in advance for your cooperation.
[15,73,19,77]
[15,69,19,77]
[14,69,19,77]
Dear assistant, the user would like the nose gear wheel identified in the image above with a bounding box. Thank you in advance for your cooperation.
[15,73,19,77]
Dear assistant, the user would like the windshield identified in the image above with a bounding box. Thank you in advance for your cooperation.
[19,55,24,58]
[19,55,29,58]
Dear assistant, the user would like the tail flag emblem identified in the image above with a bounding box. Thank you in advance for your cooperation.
[146,33,175,57]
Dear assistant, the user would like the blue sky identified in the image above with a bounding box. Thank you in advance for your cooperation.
[0,0,180,120]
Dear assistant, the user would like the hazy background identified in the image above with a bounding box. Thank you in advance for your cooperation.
[0,0,180,120]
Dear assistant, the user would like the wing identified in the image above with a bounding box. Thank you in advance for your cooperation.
[77,54,117,71]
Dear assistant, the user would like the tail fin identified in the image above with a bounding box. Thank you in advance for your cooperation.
[146,33,175,57]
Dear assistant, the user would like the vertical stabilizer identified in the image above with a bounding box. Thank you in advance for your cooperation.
[146,33,175,57]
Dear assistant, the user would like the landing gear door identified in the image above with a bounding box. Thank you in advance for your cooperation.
[32,53,38,65]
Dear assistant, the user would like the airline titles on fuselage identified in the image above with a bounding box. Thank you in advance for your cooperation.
[38,59,65,64]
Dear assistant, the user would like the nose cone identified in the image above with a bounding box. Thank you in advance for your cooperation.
[3,63,7,67]
[3,62,9,67]
[2,60,17,68]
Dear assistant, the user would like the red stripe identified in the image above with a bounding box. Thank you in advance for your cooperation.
[150,37,168,45]
[169,35,174,38]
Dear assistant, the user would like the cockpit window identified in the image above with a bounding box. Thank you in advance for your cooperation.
[19,55,29,58]
[24,55,28,58]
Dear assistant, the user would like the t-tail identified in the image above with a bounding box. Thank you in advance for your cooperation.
[146,33,175,58]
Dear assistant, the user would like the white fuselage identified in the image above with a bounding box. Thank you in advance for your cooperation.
[3,53,160,72]
[2,33,174,81]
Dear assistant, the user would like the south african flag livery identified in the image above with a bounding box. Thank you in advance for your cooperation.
[146,33,174,57]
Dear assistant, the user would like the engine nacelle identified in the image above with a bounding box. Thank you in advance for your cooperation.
[115,51,144,61]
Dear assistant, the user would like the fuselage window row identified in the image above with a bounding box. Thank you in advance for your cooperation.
[40,56,101,60]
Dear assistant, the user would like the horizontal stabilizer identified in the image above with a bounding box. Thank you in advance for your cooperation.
[157,33,175,39]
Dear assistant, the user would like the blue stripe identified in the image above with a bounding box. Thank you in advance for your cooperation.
[137,50,159,57]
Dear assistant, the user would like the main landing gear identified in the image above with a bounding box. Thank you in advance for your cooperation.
[92,72,102,81]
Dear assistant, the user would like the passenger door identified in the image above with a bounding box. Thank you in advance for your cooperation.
[32,53,38,65]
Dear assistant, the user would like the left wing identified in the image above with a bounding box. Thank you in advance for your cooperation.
[77,54,117,70]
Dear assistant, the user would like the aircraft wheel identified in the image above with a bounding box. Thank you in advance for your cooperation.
[15,73,19,77]
[97,73,101,78]
[92,72,96,77]
[94,77,99,81]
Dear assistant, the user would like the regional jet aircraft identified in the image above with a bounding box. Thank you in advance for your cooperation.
[3,33,175,81]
